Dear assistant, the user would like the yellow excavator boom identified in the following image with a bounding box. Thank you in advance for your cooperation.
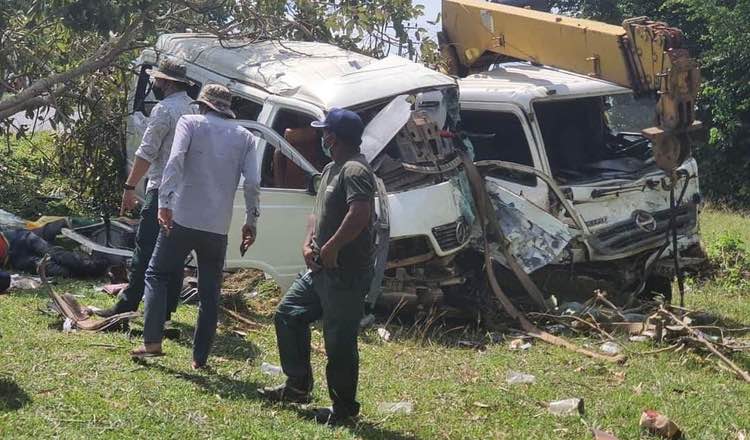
[441,0,702,171]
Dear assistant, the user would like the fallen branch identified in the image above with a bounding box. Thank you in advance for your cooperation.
[660,307,750,383]
[220,306,262,329]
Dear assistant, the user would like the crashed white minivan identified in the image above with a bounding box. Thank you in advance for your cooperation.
[112,33,703,311]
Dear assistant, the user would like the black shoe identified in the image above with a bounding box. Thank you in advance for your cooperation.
[312,407,356,426]
[257,384,311,404]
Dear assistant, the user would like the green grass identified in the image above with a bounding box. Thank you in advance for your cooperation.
[1,208,749,439]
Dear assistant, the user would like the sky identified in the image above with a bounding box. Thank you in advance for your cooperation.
[415,0,442,39]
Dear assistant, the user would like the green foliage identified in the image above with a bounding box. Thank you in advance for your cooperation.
[706,231,750,292]
[0,134,76,218]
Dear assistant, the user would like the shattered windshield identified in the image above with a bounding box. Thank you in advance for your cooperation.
[534,94,658,181]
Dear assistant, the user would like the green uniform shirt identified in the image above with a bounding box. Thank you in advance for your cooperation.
[313,153,375,271]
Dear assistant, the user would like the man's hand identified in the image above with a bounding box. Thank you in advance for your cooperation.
[240,224,256,256]
[120,189,138,216]
[158,208,173,236]
[319,241,339,269]
[303,243,321,272]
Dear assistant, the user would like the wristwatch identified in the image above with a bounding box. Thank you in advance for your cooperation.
[123,183,136,191]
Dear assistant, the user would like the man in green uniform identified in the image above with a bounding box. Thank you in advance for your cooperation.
[259,108,375,425]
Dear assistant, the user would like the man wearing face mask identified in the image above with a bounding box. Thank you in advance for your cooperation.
[259,108,376,426]
[93,59,193,320]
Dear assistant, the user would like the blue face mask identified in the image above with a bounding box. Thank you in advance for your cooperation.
[321,136,333,158]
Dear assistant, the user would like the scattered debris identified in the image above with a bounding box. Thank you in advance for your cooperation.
[600,342,621,355]
[547,398,584,416]
[506,371,536,385]
[10,274,42,290]
[591,428,620,440]
[377,327,391,342]
[509,338,532,351]
[629,335,650,342]
[458,339,486,350]
[40,258,138,332]
[220,306,262,329]
[377,401,414,415]
[260,362,283,376]
[472,401,491,408]
[639,410,683,439]
[62,318,75,333]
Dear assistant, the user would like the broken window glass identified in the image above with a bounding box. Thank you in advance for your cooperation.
[460,110,536,186]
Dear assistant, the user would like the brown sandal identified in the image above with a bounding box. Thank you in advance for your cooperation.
[130,346,164,359]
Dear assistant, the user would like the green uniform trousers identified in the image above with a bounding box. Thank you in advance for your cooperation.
[274,267,373,417]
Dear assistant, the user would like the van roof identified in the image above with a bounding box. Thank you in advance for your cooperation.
[458,62,630,111]
[146,33,456,110]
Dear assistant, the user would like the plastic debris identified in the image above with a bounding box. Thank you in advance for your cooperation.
[377,327,391,342]
[592,428,620,440]
[10,274,42,290]
[506,371,536,385]
[600,342,621,355]
[62,318,75,333]
[509,338,532,350]
[377,401,414,415]
[548,398,584,416]
[260,362,283,376]
[639,410,682,439]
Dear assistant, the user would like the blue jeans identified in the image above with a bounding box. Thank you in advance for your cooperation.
[116,189,182,316]
[142,222,227,365]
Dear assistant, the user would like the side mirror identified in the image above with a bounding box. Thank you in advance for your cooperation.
[306,173,323,196]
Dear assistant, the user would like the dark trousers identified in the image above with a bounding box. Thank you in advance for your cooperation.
[275,267,372,417]
[4,229,107,278]
[116,189,182,318]
[142,222,227,365]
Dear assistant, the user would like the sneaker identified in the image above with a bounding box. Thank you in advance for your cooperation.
[312,407,356,426]
[257,384,311,404]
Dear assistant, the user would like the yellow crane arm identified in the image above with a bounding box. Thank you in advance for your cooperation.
[441,0,702,171]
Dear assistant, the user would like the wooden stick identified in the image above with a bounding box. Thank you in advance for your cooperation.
[661,308,750,383]
[220,306,262,329]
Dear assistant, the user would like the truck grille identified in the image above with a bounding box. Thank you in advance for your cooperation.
[590,204,697,255]
[432,219,468,252]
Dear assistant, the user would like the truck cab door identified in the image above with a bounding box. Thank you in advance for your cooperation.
[459,102,549,211]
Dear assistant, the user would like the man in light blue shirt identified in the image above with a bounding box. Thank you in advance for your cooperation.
[95,58,194,319]
[131,84,260,369]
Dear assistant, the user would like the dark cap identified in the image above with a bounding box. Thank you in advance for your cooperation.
[311,108,364,146]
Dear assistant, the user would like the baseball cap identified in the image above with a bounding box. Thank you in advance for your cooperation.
[311,108,364,146]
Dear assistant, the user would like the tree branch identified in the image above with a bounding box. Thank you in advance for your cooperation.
[0,14,146,120]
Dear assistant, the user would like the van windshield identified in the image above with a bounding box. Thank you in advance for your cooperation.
[533,94,658,182]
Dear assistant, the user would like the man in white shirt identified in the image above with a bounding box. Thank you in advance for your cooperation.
[95,59,194,320]
[131,84,260,369]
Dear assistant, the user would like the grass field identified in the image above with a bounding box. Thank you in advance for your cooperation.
[1,208,748,439]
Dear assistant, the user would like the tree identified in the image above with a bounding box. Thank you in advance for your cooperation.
[1,0,434,216]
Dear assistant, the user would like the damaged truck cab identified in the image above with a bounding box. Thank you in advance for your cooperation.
[458,63,703,302]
